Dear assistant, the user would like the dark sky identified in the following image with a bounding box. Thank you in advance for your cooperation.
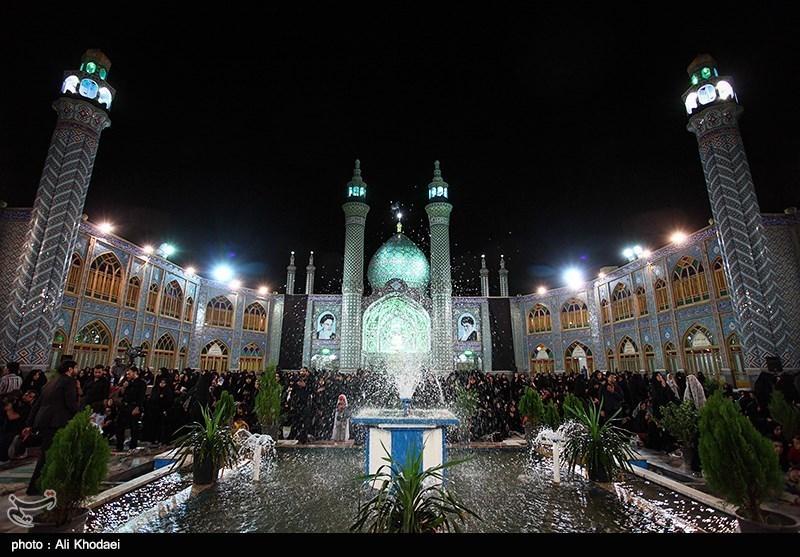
[1,3,798,297]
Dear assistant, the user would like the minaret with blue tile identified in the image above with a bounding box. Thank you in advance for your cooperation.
[1,50,114,366]
[682,54,792,370]
[425,161,454,374]
[341,160,370,371]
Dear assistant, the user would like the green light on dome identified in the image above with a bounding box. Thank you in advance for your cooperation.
[86,61,97,74]
[701,67,711,79]
[99,68,107,80]
[691,74,699,85]
[464,350,473,357]
[321,348,331,355]
[367,233,431,289]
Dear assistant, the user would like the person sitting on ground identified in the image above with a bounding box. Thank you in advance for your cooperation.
[0,389,37,463]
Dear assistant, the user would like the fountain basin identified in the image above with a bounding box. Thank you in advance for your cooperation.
[352,408,459,482]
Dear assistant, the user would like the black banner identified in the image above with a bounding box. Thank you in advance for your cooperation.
[278,294,308,370]
[488,297,516,371]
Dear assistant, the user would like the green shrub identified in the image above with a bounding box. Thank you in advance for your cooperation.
[698,392,783,522]
[543,400,561,430]
[518,387,544,427]
[562,392,583,418]
[768,390,800,442]
[659,399,700,447]
[216,390,236,424]
[254,364,283,428]
[38,408,110,525]
[454,381,478,441]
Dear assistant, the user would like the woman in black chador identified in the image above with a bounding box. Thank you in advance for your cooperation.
[142,377,174,445]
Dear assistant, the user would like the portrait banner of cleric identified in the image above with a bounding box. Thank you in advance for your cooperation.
[457,313,479,342]
[316,312,337,340]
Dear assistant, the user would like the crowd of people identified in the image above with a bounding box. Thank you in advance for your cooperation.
[1,358,799,501]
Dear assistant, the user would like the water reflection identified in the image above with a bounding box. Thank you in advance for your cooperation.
[122,448,736,533]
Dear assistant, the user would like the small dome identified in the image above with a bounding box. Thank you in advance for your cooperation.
[367,233,430,290]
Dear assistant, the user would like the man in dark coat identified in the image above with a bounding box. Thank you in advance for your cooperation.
[79,364,110,410]
[115,367,147,451]
[23,359,80,495]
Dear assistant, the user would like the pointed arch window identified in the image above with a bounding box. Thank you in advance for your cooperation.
[85,252,123,303]
[73,319,111,370]
[200,339,229,371]
[117,338,131,361]
[712,257,729,298]
[618,337,640,372]
[206,296,234,328]
[664,341,679,373]
[177,346,188,371]
[66,253,82,294]
[611,283,634,322]
[643,344,655,373]
[529,344,554,374]
[153,333,177,371]
[683,324,721,381]
[606,348,616,372]
[125,277,141,308]
[600,299,611,325]
[727,333,748,389]
[654,279,670,312]
[240,342,264,372]
[635,286,648,316]
[564,341,593,373]
[146,283,159,313]
[243,302,267,332]
[527,304,551,334]
[160,280,184,319]
[561,298,589,330]
[672,255,709,307]
[184,296,194,323]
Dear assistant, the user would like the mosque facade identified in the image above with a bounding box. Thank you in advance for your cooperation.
[0,51,798,385]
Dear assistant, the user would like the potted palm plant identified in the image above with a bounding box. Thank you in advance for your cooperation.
[171,403,240,485]
[698,391,799,532]
[350,447,480,532]
[254,366,283,441]
[562,400,636,482]
[659,398,700,472]
[518,387,545,442]
[31,408,110,532]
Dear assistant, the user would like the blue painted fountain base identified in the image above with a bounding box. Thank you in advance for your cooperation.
[352,408,459,485]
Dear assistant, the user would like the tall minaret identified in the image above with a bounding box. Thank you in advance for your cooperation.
[479,254,490,297]
[682,54,791,370]
[285,251,296,295]
[425,161,454,374]
[340,160,369,371]
[499,255,509,297]
[304,251,315,295]
[1,50,114,366]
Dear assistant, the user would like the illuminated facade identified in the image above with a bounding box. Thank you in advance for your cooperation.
[0,52,798,384]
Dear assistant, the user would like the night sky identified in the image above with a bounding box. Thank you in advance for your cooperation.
[1,3,798,297]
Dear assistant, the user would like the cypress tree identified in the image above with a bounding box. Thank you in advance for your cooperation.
[698,391,783,522]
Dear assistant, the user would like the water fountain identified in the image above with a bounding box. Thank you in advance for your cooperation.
[233,429,277,482]
[352,355,458,485]
[533,426,566,483]
[81,363,738,533]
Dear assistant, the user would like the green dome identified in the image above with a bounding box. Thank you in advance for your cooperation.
[367,233,430,290]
